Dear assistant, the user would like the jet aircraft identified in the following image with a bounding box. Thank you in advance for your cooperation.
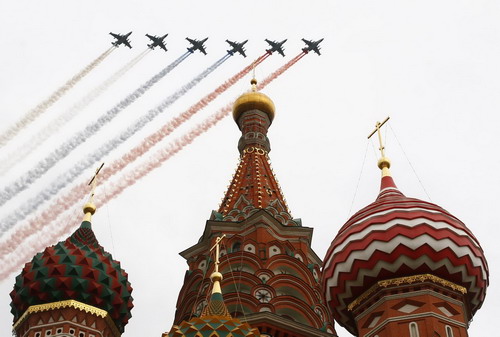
[146,33,168,51]
[110,32,132,49]
[265,39,287,57]
[186,37,208,55]
[302,38,324,55]
[226,40,248,57]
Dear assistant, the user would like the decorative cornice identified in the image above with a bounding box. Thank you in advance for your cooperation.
[348,274,467,311]
[13,300,120,337]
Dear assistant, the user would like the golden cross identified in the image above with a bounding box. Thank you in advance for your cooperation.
[367,117,390,158]
[87,162,104,202]
[210,234,226,273]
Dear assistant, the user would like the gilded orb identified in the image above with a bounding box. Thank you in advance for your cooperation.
[233,90,275,124]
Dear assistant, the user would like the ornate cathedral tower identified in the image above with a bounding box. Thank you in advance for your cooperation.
[173,80,336,337]
[9,169,133,337]
[322,120,489,337]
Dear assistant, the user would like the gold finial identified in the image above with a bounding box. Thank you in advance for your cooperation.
[250,78,257,92]
[367,117,391,177]
[209,234,226,294]
[83,163,104,222]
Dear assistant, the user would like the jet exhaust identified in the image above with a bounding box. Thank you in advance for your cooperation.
[0,51,191,211]
[0,47,115,148]
[0,52,305,280]
[0,49,152,175]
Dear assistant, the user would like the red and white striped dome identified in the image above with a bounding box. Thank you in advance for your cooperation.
[322,175,489,334]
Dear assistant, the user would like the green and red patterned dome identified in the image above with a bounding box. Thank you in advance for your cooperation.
[10,215,133,333]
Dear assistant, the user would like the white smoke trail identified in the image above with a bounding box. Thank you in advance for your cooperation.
[0,53,268,257]
[0,52,304,279]
[0,47,115,147]
[0,51,191,211]
[0,53,229,236]
[0,49,151,175]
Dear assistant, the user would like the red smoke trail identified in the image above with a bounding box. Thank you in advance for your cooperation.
[0,52,270,256]
[0,52,305,280]
[0,47,115,147]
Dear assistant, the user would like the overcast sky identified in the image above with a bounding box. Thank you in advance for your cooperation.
[0,1,498,336]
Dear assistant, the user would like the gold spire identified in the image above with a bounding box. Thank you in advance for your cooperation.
[367,117,391,177]
[200,235,231,318]
[83,163,104,222]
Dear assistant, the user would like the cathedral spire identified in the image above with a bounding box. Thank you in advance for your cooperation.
[217,79,297,226]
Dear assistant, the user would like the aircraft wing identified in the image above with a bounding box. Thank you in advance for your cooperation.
[159,42,167,51]
[227,40,237,48]
[123,40,132,48]
[110,32,120,39]
[186,37,195,44]
[240,49,246,57]
[199,46,207,55]
[146,34,155,41]
[277,49,285,57]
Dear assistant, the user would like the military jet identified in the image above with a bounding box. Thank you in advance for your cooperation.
[146,33,168,51]
[265,39,287,57]
[302,38,324,55]
[110,32,132,49]
[226,40,248,57]
[186,37,208,55]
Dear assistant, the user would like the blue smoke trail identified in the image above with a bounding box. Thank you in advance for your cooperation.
[0,51,190,209]
[0,49,151,175]
[0,53,232,237]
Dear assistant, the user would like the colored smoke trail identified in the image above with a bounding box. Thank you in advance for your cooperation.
[0,47,115,148]
[0,52,304,280]
[0,49,151,175]
[0,51,190,211]
[0,52,229,237]
[0,53,269,256]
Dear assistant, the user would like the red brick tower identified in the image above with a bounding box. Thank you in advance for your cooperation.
[9,169,133,337]
[322,120,489,337]
[173,80,336,337]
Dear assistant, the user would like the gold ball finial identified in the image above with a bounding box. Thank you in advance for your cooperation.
[377,157,391,170]
[82,201,96,222]
[210,271,223,283]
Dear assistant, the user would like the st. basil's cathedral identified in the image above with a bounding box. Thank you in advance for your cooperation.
[8,79,489,337]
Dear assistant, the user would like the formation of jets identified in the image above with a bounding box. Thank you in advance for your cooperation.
[109,32,324,56]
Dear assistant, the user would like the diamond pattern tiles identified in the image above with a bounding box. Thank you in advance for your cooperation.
[10,221,133,333]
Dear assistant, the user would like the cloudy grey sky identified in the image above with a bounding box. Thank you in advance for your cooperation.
[0,1,498,336]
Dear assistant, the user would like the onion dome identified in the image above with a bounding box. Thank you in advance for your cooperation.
[233,78,275,124]
[165,240,260,337]
[322,160,488,334]
[10,200,133,333]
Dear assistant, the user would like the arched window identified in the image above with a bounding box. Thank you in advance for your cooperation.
[409,322,420,337]
[232,242,241,253]
[445,325,454,337]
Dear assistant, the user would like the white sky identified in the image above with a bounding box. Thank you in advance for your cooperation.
[0,1,498,336]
